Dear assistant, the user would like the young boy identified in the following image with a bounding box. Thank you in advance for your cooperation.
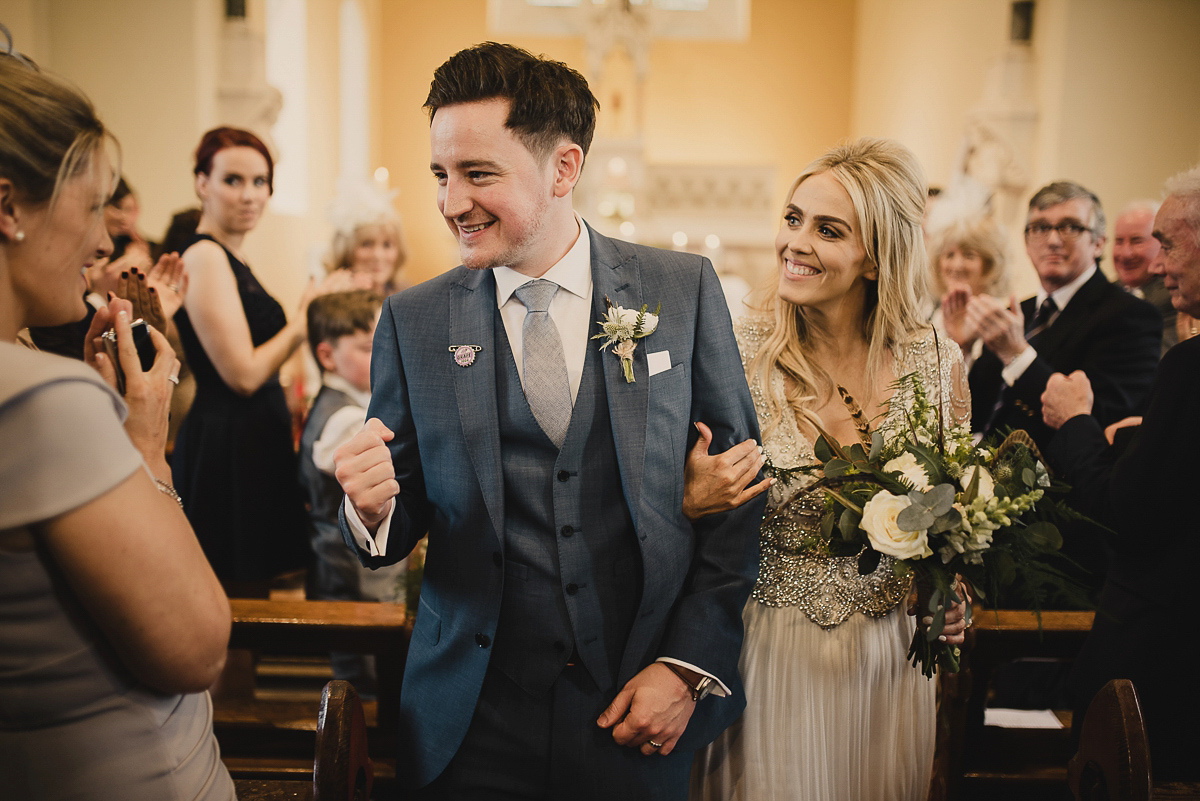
[299,289,405,696]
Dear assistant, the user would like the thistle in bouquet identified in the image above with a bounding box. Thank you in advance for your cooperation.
[767,373,1077,678]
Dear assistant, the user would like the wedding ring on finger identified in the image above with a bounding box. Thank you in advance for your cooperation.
[647,740,663,749]
[167,283,181,292]
[167,373,180,386]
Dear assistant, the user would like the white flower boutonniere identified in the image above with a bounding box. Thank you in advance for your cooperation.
[592,296,660,383]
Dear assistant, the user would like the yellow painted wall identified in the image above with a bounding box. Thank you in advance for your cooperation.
[377,0,858,285]
[852,0,1200,297]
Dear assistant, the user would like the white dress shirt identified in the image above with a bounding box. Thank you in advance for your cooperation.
[1001,264,1097,386]
[311,373,372,475]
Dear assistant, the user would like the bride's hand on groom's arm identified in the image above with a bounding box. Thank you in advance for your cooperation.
[596,663,696,757]
[683,421,772,520]
[334,417,398,532]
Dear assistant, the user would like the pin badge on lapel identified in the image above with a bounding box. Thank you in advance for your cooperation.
[450,344,482,367]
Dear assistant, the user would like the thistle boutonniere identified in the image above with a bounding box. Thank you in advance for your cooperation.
[592,296,661,383]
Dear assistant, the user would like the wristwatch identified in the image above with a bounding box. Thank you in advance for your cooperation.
[663,662,716,702]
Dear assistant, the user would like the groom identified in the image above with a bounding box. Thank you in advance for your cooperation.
[334,43,764,799]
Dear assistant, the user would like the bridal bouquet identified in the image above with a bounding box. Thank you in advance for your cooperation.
[769,374,1077,678]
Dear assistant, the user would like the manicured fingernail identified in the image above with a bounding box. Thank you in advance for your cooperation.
[938,635,947,642]
[922,616,933,625]
[120,271,128,279]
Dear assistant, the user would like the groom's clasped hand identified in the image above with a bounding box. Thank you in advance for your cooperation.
[334,417,398,530]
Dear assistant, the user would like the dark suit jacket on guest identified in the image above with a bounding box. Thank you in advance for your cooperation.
[339,225,764,790]
[970,269,1160,598]
[971,268,1161,452]
[1048,335,1200,781]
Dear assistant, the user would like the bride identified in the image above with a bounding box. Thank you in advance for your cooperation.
[687,138,968,801]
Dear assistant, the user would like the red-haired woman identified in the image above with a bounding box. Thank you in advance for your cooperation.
[173,127,329,595]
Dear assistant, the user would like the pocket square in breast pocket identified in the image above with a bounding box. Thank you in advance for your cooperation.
[647,350,672,377]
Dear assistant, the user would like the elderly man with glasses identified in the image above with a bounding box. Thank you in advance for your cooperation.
[964,181,1161,601]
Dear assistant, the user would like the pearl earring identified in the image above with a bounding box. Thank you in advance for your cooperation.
[13,231,24,242]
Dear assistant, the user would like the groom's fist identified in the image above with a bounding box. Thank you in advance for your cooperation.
[334,417,398,531]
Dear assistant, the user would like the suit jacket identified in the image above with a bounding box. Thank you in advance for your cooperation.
[1049,335,1200,780]
[971,268,1162,452]
[340,225,764,786]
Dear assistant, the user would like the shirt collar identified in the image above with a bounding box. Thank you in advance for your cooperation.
[322,372,371,408]
[493,214,592,308]
[1037,263,1097,311]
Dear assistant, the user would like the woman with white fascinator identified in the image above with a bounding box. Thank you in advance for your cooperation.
[323,179,409,296]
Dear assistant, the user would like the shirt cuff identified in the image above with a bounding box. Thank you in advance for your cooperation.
[342,495,394,557]
[1001,346,1037,386]
[656,657,730,698]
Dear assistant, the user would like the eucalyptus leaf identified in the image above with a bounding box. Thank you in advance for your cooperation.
[858,547,881,576]
[869,430,884,461]
[929,507,962,534]
[926,484,956,515]
[897,504,935,531]
[839,508,861,541]
[814,436,833,463]
[825,458,851,478]
[848,443,868,464]
[1025,521,1063,552]
[821,513,835,541]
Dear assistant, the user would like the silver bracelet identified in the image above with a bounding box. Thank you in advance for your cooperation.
[153,478,184,509]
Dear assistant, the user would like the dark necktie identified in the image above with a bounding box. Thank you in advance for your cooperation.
[1025,297,1058,341]
[513,280,571,447]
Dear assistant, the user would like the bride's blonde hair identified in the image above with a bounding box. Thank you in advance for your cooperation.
[750,138,931,439]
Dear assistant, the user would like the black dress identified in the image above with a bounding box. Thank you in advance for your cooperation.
[172,234,310,584]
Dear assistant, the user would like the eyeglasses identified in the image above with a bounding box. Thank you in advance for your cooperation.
[1024,222,1093,242]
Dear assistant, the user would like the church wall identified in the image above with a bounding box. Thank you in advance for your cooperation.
[376,0,857,286]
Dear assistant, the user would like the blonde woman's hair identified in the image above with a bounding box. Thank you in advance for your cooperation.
[928,215,1008,297]
[0,54,113,217]
[750,137,930,439]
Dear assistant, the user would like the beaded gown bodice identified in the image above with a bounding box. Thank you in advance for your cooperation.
[737,316,970,628]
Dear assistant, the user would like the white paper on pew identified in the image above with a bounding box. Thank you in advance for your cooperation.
[984,708,1065,729]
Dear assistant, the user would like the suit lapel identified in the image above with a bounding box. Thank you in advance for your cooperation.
[449,269,505,539]
[589,226,648,527]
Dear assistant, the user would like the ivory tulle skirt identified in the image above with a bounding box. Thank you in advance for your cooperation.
[690,600,935,801]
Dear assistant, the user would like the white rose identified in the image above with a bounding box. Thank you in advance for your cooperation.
[860,491,933,560]
[884,452,932,491]
[960,465,995,500]
[617,306,659,336]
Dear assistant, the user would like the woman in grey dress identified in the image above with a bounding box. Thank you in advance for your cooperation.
[0,43,234,800]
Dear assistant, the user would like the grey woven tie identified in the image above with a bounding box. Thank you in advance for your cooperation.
[514,279,571,447]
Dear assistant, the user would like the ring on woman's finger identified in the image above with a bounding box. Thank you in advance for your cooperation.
[647,740,663,749]
[167,374,180,386]
[167,283,181,292]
